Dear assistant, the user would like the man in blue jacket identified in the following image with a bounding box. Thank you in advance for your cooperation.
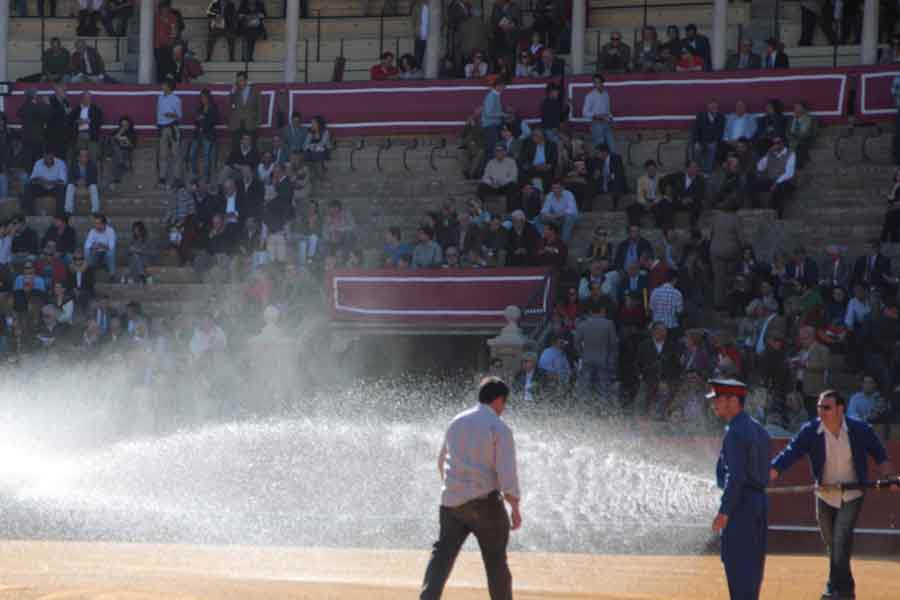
[771,390,897,600]
[709,378,770,600]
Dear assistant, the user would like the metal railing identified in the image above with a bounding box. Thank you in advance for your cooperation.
[429,138,447,171]
[349,138,366,172]
[834,119,884,163]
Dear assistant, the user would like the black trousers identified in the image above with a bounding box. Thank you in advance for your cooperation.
[207,29,237,61]
[477,182,520,214]
[752,177,794,219]
[420,492,512,600]
[23,183,66,217]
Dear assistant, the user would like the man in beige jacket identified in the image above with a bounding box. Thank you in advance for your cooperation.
[228,71,261,151]
[478,143,520,213]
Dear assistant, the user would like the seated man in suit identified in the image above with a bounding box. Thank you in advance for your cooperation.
[590,143,627,209]
[635,321,682,418]
[753,136,795,219]
[690,99,725,174]
[763,37,790,69]
[64,148,100,215]
[818,244,852,292]
[220,132,259,184]
[661,159,706,228]
[237,164,264,220]
[725,38,762,70]
[852,239,897,293]
[785,245,820,293]
[519,127,558,194]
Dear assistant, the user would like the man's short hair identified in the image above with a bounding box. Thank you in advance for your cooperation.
[478,376,510,404]
[419,226,434,239]
[388,227,401,240]
[645,159,657,168]
[593,73,605,83]
[596,143,610,153]
[819,389,846,408]
[545,222,560,234]
[236,70,248,79]
[685,24,697,33]
[381,51,394,60]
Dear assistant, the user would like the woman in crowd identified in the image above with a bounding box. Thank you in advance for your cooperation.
[554,286,579,333]
[755,98,787,154]
[51,281,76,324]
[515,49,534,77]
[464,50,489,79]
[66,249,95,308]
[237,0,266,62]
[302,116,332,166]
[109,116,137,191]
[189,90,219,184]
[398,54,424,80]
[881,167,900,242]
[128,221,158,285]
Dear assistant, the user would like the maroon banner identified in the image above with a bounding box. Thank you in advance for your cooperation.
[0,67,853,137]
[327,267,554,324]
[853,65,900,121]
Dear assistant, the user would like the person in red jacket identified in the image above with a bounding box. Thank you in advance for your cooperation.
[370,51,399,80]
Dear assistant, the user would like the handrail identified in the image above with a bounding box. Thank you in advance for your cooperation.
[403,138,419,171]
[834,121,855,162]
[376,138,392,172]
[304,38,309,83]
[316,10,322,62]
[429,138,447,171]
[626,132,642,167]
[656,133,673,167]
[349,138,365,172]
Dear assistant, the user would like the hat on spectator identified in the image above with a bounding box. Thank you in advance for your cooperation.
[705,378,749,400]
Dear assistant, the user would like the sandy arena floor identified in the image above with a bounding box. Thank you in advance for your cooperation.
[0,542,898,599]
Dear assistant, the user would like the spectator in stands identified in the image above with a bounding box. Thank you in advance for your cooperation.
[66,249,95,305]
[575,302,618,395]
[818,244,851,291]
[322,199,356,257]
[169,44,203,83]
[14,259,47,293]
[847,375,887,422]
[219,177,242,223]
[382,227,411,267]
[102,0,133,37]
[763,38,789,69]
[863,299,900,396]
[539,83,566,144]
[715,154,749,208]
[229,71,260,150]
[282,112,308,158]
[224,132,258,181]
[629,159,661,227]
[77,0,103,36]
[65,148,100,215]
[634,26,659,72]
[786,245,819,292]
[661,159,705,228]
[799,0,837,47]
[189,90,219,184]
[590,143,626,209]
[675,47,704,72]
[755,99,788,155]
[754,136,795,219]
[371,51,399,80]
[18,90,48,173]
[69,91,102,165]
[636,321,681,418]
[478,143,519,213]
[109,116,136,191]
[237,0,267,62]
[302,116,332,170]
[42,214,77,259]
[206,0,238,62]
[520,127,557,193]
[539,333,572,385]
[126,221,156,285]
[513,351,544,402]
[793,325,830,416]
[661,25,682,57]
[23,150,67,217]
[489,0,521,62]
[84,213,116,277]
[166,181,197,266]
[786,101,815,169]
[598,31,631,72]
[464,50,489,79]
[156,79,183,190]
[722,100,757,154]
[539,180,578,242]
[690,100,724,174]
[43,38,71,83]
[683,24,711,69]
[726,38,762,70]
[682,329,713,378]
[612,224,650,272]
[412,226,443,268]
[45,84,73,163]
[533,47,565,77]
[398,54,424,80]
[50,281,75,323]
[515,49,534,77]
[649,271,684,334]
[852,239,895,292]
[582,74,614,151]
[69,39,110,83]
[536,222,567,268]
[9,217,40,266]
[506,210,538,266]
[480,79,508,171]
[154,1,179,82]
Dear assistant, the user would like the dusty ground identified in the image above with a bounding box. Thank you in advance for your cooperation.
[0,542,898,599]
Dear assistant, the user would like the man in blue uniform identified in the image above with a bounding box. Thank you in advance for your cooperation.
[709,378,770,600]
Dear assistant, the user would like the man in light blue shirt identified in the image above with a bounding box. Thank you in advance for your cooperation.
[723,100,757,153]
[156,79,183,189]
[582,73,614,150]
[23,151,68,216]
[539,180,578,242]
[480,79,507,174]
[538,334,572,382]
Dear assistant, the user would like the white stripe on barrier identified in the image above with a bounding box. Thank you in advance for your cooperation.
[769,525,900,535]
[860,70,900,116]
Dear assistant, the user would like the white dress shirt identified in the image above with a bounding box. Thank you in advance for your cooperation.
[818,419,863,508]
[757,149,796,184]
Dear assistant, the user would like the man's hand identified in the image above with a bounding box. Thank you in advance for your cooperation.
[712,512,728,533]
[769,468,779,482]
[510,506,522,530]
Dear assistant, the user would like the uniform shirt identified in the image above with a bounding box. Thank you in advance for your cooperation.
[716,411,771,516]
[440,403,520,507]
[818,419,862,508]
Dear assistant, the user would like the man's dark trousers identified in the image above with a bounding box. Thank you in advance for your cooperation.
[420,492,512,600]
[817,495,864,599]
[721,490,767,600]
